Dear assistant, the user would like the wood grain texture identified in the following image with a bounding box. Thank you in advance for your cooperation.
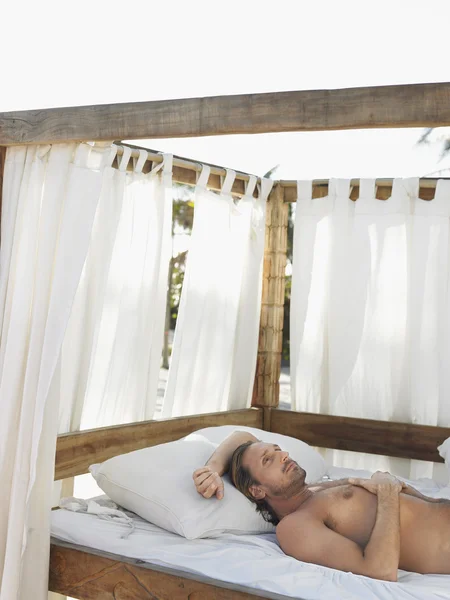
[172,164,247,196]
[55,409,263,480]
[2,83,450,145]
[120,142,251,197]
[283,180,445,203]
[270,409,450,462]
[252,185,288,408]
[49,541,282,600]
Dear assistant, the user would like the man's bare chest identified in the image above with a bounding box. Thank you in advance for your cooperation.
[309,484,378,548]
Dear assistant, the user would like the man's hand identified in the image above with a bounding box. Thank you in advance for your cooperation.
[349,471,402,495]
[193,466,224,500]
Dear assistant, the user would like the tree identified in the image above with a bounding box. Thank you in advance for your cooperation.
[417,128,450,176]
[162,185,194,368]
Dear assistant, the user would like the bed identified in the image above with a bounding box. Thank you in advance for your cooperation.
[50,463,450,600]
[2,83,450,599]
[49,407,450,599]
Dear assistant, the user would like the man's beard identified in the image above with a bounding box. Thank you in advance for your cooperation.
[269,461,306,498]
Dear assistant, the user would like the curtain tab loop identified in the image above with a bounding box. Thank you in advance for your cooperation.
[150,153,173,179]
[36,145,52,160]
[359,179,376,198]
[133,149,147,174]
[118,146,131,172]
[328,179,337,196]
[258,178,274,201]
[162,153,173,182]
[297,180,313,202]
[402,177,420,198]
[73,143,92,168]
[196,164,210,188]
[245,175,257,197]
[335,179,351,198]
[102,144,118,169]
[221,169,236,195]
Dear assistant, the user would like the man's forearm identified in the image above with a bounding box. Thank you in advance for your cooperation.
[363,488,401,581]
[206,432,258,476]
[401,483,450,505]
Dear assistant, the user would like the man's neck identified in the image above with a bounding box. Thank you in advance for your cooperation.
[267,486,314,521]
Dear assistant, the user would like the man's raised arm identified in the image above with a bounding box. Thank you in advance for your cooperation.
[192,431,258,499]
[278,473,402,581]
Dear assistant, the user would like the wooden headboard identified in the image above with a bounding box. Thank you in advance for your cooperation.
[55,408,449,481]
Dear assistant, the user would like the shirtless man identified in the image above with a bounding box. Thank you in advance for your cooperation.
[193,431,450,581]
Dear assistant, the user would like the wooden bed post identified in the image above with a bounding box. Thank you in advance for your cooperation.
[252,184,288,427]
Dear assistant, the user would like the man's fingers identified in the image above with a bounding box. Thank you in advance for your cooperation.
[198,474,215,493]
[204,486,216,499]
[215,480,225,500]
[195,471,213,487]
[198,473,220,494]
[203,481,219,498]
[192,468,224,499]
[193,466,212,480]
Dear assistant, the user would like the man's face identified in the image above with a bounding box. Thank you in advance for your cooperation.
[242,442,306,500]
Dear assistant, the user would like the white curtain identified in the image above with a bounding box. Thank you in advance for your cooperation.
[0,143,116,600]
[60,148,173,432]
[0,143,173,600]
[162,168,272,417]
[291,178,450,481]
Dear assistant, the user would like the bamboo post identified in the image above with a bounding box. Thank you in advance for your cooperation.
[252,184,288,412]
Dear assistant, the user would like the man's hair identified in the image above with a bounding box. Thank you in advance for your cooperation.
[230,441,280,526]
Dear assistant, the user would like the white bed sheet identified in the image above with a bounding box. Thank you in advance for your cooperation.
[51,466,450,600]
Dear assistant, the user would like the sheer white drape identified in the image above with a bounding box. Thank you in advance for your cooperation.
[291,178,450,481]
[60,149,173,432]
[162,168,272,417]
[0,143,115,600]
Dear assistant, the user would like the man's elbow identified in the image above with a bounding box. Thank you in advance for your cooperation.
[381,571,398,583]
[366,568,397,582]
[232,431,258,443]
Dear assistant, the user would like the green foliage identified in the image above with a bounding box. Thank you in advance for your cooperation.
[173,197,194,231]
[167,186,195,330]
[169,250,187,328]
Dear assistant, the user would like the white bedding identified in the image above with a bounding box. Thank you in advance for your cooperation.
[51,466,450,600]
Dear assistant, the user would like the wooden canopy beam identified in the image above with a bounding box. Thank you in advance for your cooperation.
[1,82,450,145]
[270,409,450,463]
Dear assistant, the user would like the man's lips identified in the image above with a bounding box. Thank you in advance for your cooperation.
[285,461,295,472]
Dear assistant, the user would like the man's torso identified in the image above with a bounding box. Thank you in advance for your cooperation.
[297,482,450,574]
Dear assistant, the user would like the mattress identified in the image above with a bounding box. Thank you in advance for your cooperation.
[51,466,450,600]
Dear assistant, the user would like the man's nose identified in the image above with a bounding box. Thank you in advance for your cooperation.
[280,451,289,462]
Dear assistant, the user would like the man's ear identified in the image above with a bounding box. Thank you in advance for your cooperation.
[249,484,266,500]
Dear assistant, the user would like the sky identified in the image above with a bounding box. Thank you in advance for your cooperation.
[2,0,450,179]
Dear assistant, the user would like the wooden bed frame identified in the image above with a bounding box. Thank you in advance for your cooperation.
[1,82,450,599]
[49,408,450,599]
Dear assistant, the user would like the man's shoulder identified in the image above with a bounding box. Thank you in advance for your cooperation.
[276,503,321,537]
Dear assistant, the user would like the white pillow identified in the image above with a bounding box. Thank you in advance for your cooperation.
[90,435,275,539]
[187,425,327,484]
[438,437,450,469]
